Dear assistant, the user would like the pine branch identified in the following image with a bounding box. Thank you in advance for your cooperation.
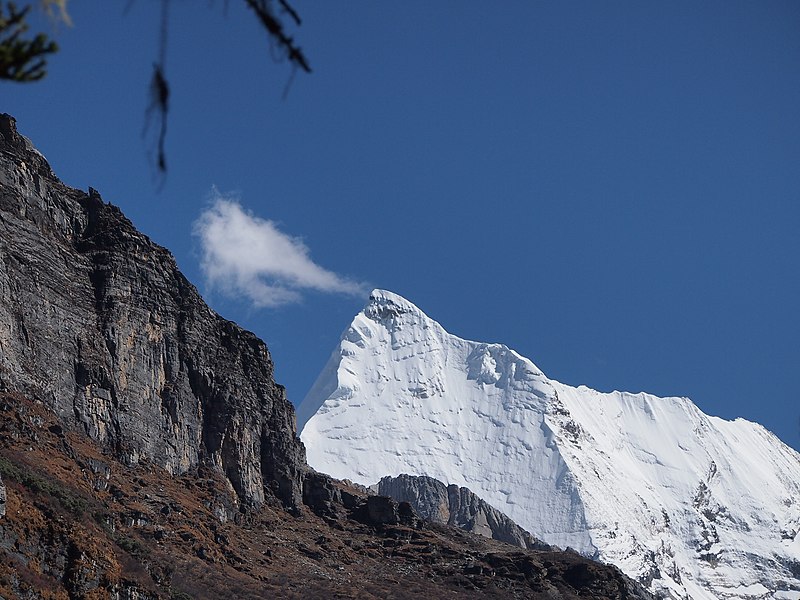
[0,2,59,82]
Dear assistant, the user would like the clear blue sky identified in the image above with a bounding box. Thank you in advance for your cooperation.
[4,1,799,450]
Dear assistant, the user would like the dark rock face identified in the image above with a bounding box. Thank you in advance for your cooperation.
[376,474,552,551]
[355,495,419,528]
[0,114,306,510]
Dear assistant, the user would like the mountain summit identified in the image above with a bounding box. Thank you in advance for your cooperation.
[299,289,800,600]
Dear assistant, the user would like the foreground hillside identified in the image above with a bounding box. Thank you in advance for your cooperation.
[0,114,652,599]
[0,392,651,599]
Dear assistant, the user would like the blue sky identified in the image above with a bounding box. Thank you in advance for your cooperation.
[4,1,799,450]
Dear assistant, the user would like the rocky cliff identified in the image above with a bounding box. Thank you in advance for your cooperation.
[0,114,305,512]
[375,474,553,551]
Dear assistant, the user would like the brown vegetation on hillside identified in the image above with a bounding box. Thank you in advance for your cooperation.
[0,393,650,599]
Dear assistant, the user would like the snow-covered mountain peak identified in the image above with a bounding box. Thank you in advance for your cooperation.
[364,288,422,322]
[363,289,547,389]
[298,291,800,600]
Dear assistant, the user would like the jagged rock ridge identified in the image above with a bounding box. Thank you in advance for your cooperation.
[375,474,552,551]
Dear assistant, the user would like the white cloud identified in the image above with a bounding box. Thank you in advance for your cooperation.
[193,191,366,307]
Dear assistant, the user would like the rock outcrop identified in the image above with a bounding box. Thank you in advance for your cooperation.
[376,474,552,551]
[0,113,305,511]
[0,474,5,518]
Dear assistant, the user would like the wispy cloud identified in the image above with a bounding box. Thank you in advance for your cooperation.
[193,190,366,307]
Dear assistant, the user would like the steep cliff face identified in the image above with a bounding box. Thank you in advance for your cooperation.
[375,474,552,552]
[0,114,306,511]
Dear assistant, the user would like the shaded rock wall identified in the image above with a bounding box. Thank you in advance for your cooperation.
[0,114,306,510]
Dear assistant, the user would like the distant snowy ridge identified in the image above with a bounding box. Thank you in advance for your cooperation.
[299,290,800,600]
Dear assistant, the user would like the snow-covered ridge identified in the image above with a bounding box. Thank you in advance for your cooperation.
[299,289,800,600]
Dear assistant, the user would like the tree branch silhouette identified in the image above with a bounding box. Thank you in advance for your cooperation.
[0,2,59,81]
[1,0,312,181]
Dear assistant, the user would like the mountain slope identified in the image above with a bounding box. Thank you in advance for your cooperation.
[0,391,657,600]
[299,289,800,600]
[0,114,657,599]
